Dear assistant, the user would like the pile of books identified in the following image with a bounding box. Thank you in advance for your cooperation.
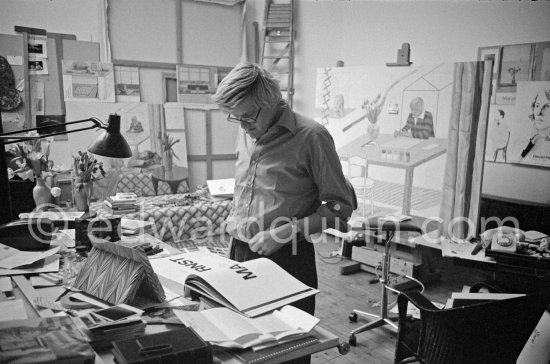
[104,193,139,215]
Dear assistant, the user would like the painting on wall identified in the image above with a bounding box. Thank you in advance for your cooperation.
[114,65,141,103]
[60,102,155,169]
[507,81,550,168]
[533,42,550,81]
[62,60,115,102]
[497,44,533,89]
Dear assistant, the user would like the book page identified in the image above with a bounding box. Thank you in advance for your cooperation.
[151,251,319,317]
[191,256,318,316]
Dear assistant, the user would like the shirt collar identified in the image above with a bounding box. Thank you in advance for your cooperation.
[271,100,297,135]
[414,111,426,120]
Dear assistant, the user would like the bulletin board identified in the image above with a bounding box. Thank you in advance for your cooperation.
[0,32,100,133]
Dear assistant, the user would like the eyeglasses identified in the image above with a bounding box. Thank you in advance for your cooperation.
[226,108,262,124]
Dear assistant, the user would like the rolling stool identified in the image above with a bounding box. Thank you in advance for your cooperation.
[348,216,424,346]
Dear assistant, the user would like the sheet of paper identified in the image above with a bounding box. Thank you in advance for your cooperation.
[26,211,84,221]
[0,244,60,269]
[0,277,13,292]
[0,255,60,276]
[0,299,28,322]
[422,143,438,150]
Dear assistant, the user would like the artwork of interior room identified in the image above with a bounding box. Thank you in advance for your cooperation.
[0,1,549,364]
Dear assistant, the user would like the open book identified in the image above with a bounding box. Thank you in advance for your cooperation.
[174,305,319,349]
[150,251,319,317]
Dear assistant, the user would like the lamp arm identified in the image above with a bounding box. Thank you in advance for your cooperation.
[0,117,106,144]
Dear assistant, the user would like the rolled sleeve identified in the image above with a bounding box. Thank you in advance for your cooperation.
[309,128,354,229]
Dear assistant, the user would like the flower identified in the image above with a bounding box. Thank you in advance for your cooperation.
[158,132,180,160]
[73,151,105,184]
[361,93,385,124]
[6,133,53,181]
[51,187,62,198]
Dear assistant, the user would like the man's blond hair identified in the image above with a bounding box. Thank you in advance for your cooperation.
[214,62,282,110]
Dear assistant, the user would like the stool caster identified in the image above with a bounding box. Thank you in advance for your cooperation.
[349,312,358,322]
[338,342,351,355]
[349,334,357,346]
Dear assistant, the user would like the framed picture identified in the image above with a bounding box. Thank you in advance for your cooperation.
[533,41,550,81]
[36,114,67,140]
[497,44,533,90]
[478,46,502,104]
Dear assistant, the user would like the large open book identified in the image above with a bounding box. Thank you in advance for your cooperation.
[174,305,320,349]
[149,251,319,317]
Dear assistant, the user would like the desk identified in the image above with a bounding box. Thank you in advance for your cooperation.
[150,166,189,195]
[0,236,347,363]
[338,134,447,215]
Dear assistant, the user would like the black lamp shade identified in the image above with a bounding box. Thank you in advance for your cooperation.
[87,114,132,158]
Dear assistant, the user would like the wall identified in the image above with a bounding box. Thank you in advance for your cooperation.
[277,0,550,204]
[3,0,550,204]
[2,0,243,178]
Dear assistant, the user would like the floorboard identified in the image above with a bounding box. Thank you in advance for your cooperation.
[310,235,492,364]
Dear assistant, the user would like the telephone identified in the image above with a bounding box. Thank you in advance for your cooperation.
[481,226,525,253]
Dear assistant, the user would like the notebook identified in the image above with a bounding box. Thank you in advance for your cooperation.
[206,178,235,198]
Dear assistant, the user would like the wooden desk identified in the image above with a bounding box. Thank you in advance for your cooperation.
[0,237,348,363]
[338,134,447,215]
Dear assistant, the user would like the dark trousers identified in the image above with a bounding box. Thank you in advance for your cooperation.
[229,237,318,364]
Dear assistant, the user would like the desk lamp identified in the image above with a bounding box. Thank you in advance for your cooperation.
[0,114,132,223]
[348,216,424,346]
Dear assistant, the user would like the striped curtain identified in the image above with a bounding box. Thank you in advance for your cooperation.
[439,60,491,241]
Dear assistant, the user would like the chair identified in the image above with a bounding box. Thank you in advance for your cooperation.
[394,286,550,364]
[348,217,424,346]
[343,155,374,217]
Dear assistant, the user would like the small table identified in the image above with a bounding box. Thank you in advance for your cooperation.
[150,166,189,195]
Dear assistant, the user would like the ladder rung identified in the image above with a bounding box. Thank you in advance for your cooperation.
[263,56,290,59]
[265,39,290,44]
[266,23,290,28]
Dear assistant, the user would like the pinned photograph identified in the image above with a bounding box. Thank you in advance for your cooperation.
[28,58,48,75]
[28,38,47,58]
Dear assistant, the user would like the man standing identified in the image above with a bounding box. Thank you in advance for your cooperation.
[214,63,354,318]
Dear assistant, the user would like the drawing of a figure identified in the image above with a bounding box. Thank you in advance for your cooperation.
[396,97,435,139]
[127,116,144,134]
[330,94,345,118]
[520,88,550,160]
[485,109,510,163]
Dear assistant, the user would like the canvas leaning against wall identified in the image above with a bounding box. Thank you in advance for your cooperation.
[314,62,489,227]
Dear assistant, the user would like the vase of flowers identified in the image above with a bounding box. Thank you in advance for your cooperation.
[73,151,105,212]
[362,93,385,144]
[6,134,55,209]
[159,132,180,173]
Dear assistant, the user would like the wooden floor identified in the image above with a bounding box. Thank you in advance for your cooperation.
[309,236,492,364]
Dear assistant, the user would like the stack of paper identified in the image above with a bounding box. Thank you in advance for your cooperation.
[104,193,139,214]
[174,305,320,349]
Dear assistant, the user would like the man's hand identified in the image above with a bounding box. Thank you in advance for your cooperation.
[394,130,411,138]
[248,224,294,256]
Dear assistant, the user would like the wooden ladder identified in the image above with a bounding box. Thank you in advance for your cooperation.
[260,0,295,108]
